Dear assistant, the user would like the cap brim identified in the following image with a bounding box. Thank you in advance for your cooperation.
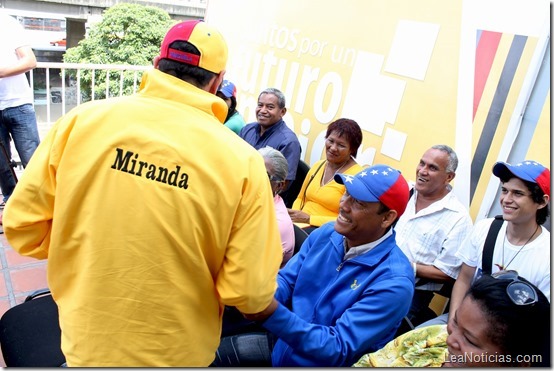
[335,173,379,203]
[493,162,536,183]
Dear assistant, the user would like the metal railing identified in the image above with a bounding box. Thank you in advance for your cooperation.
[32,62,152,125]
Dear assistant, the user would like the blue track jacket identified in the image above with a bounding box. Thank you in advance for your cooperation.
[262,222,415,367]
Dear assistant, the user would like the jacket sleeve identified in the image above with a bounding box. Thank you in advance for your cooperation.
[3,119,64,259]
[263,272,414,366]
[278,139,301,181]
[216,153,282,314]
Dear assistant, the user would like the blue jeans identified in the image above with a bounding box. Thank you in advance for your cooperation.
[0,104,40,201]
[212,332,275,367]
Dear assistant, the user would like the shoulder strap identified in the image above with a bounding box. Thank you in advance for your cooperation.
[481,215,504,275]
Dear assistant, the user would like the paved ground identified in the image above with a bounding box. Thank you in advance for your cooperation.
[0,121,55,366]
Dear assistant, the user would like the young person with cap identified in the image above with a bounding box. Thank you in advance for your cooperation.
[213,165,415,367]
[2,20,282,366]
[239,87,301,191]
[216,79,245,134]
[419,159,550,328]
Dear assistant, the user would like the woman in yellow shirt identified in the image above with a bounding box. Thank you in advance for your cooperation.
[288,118,363,233]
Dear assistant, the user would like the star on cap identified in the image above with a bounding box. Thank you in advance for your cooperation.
[359,171,368,177]
[344,175,354,183]
[370,169,379,175]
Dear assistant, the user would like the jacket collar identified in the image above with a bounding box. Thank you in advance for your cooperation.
[138,68,228,123]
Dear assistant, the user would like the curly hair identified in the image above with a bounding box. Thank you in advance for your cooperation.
[497,174,550,225]
[325,118,363,157]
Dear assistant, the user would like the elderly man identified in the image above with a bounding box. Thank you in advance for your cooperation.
[394,144,473,332]
[213,165,415,367]
[239,87,301,190]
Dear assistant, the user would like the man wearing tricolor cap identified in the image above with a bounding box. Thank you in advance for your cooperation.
[423,160,551,328]
[218,165,415,367]
[3,21,283,366]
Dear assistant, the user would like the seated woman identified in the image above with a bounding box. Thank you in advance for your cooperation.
[353,271,550,367]
[288,118,363,233]
[258,146,295,267]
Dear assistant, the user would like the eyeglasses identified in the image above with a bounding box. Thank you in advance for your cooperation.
[491,270,538,306]
[267,172,281,182]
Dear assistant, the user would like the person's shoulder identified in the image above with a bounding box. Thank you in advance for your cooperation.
[444,191,472,216]
[238,122,258,137]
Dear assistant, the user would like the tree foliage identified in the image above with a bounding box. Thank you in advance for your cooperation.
[64,3,174,100]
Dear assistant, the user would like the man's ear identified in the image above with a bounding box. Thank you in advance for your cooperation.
[208,71,226,94]
[538,194,550,209]
[153,56,160,68]
[446,171,456,183]
[382,209,398,229]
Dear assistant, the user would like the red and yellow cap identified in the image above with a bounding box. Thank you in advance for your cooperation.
[159,20,227,74]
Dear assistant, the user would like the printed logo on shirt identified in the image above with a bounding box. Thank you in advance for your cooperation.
[111,148,189,189]
[350,279,360,290]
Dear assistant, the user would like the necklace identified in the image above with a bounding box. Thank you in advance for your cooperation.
[321,159,349,186]
[501,224,539,270]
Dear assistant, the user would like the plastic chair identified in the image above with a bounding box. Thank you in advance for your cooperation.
[281,160,310,208]
[293,224,309,255]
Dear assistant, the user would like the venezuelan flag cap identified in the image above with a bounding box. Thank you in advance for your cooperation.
[159,20,227,74]
[335,164,410,217]
[493,160,550,196]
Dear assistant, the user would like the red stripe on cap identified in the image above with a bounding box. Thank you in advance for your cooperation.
[379,175,410,217]
[178,19,201,40]
[166,48,200,66]
[536,168,551,196]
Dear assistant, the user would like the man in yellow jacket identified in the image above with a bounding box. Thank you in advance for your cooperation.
[3,20,282,367]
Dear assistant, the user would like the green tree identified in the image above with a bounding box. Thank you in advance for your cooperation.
[64,3,174,100]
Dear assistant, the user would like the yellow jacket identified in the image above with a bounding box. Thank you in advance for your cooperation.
[3,69,282,366]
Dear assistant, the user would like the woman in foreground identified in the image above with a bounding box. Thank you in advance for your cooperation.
[354,271,550,367]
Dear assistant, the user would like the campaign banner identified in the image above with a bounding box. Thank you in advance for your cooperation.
[206,0,550,221]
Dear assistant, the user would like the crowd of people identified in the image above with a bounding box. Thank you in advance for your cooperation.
[0,18,550,367]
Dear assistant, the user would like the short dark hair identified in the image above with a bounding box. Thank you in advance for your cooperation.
[258,88,286,109]
[325,118,363,157]
[466,274,550,366]
[431,144,458,173]
[498,174,550,225]
[158,41,216,88]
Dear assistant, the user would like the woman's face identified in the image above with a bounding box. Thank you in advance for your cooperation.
[325,131,351,164]
[445,296,505,367]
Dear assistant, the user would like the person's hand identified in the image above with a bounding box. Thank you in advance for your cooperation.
[242,298,279,322]
[287,209,310,224]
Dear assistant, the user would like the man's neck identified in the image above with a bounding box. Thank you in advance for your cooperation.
[415,187,449,212]
[506,220,541,245]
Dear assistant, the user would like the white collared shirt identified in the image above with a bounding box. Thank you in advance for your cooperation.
[395,190,473,291]
[343,228,393,260]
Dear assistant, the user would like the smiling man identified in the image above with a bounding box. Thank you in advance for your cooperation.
[213,165,415,367]
[239,88,301,190]
[394,144,473,333]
